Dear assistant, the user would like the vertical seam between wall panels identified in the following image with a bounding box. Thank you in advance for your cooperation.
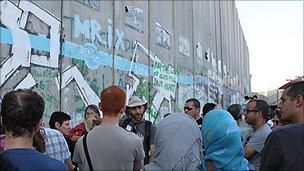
[213,1,217,104]
[191,0,195,97]
[219,1,223,107]
[59,0,64,111]
[148,0,152,122]
[172,0,176,112]
[112,0,115,85]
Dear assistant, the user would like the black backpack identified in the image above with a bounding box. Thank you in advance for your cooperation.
[121,117,151,165]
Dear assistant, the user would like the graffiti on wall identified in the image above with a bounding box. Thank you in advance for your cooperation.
[156,22,171,49]
[196,42,203,59]
[126,41,177,123]
[1,0,247,124]
[56,65,100,107]
[0,0,100,124]
[73,15,136,54]
[76,0,100,11]
[179,35,190,57]
[125,6,144,33]
[0,0,60,88]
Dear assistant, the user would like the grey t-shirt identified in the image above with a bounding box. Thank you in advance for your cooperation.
[73,125,145,171]
[245,123,272,170]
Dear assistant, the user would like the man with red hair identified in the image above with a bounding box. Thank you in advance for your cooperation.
[73,86,145,171]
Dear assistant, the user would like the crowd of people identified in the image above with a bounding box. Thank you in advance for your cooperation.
[0,79,303,171]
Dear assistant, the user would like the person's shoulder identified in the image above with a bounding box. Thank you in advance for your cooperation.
[258,124,272,134]
[273,123,304,135]
[20,149,65,168]
[121,128,141,141]
[43,154,65,164]
[44,128,66,142]
[74,135,84,146]
[42,155,67,170]
[144,120,155,128]
[44,127,63,136]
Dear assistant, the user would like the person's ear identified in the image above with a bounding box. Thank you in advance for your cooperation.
[256,111,263,118]
[120,106,126,114]
[98,102,103,112]
[55,122,61,129]
[0,116,2,127]
[295,95,304,107]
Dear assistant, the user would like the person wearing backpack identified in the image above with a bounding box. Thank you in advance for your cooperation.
[119,96,156,165]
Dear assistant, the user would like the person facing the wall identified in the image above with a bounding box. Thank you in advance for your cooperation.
[73,86,144,171]
[143,113,203,170]
[0,89,66,170]
[202,103,218,117]
[202,109,248,170]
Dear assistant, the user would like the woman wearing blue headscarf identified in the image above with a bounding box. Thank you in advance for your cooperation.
[202,109,248,170]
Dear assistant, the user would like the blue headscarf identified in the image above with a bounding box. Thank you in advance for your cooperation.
[201,109,248,170]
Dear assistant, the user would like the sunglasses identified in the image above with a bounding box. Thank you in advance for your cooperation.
[184,107,194,111]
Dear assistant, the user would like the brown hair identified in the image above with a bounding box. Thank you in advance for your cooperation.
[33,129,46,153]
[100,86,126,116]
[1,89,44,137]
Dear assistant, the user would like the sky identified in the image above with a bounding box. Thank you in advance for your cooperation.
[235,1,303,93]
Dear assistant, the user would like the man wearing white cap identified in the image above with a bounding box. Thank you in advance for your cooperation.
[120,96,156,165]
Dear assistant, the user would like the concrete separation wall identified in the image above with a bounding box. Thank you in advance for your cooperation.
[0,0,250,125]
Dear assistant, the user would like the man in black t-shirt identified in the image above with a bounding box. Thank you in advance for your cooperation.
[260,80,304,170]
[119,96,156,165]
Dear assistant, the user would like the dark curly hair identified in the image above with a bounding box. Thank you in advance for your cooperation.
[1,89,45,137]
